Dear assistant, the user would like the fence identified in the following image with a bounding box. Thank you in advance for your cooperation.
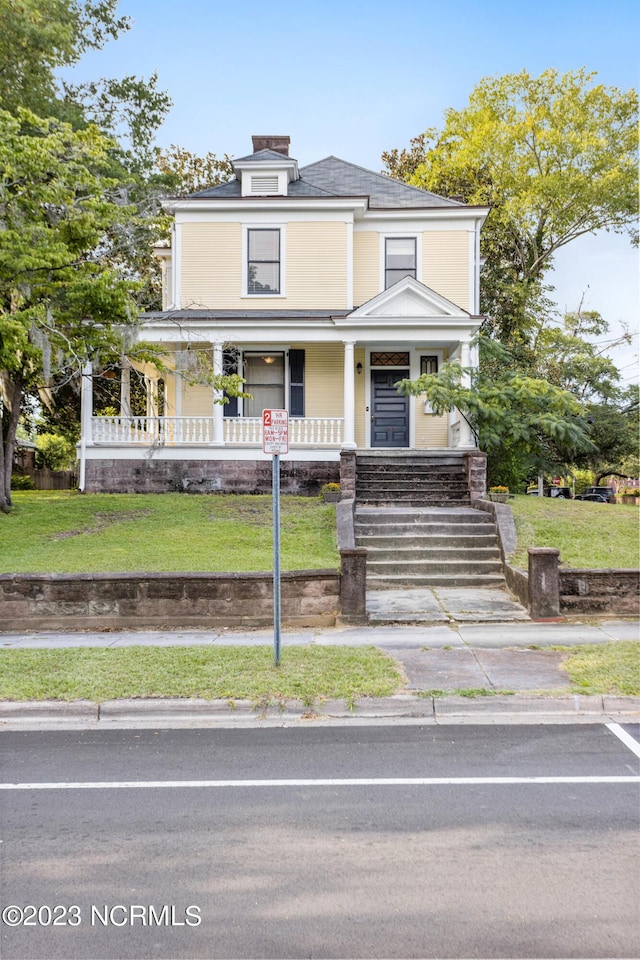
[19,468,77,491]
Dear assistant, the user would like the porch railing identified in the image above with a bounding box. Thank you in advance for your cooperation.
[91,416,344,446]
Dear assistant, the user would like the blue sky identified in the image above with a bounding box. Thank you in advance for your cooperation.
[67,0,639,382]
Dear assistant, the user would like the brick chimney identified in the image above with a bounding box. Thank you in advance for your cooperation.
[252,135,290,156]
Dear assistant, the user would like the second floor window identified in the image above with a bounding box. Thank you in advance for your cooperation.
[385,237,416,288]
[248,229,280,294]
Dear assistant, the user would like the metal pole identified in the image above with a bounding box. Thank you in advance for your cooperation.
[273,453,281,666]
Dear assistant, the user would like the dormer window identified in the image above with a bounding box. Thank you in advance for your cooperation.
[233,136,299,197]
[248,229,280,294]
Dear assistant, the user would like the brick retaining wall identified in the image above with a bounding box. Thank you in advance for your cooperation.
[559,569,640,616]
[0,570,341,631]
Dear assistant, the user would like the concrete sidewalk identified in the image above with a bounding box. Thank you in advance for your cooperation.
[0,618,638,727]
[1,616,637,648]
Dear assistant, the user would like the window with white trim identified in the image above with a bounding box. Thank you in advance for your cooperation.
[248,229,280,294]
[385,237,416,288]
[243,352,285,416]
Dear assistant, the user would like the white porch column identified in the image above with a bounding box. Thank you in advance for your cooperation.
[79,361,93,492]
[342,339,357,449]
[457,339,476,449]
[80,362,93,441]
[120,357,131,418]
[212,340,224,446]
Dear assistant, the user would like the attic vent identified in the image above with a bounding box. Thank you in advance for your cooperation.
[251,175,279,195]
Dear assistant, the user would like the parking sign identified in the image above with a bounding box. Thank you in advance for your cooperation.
[262,409,289,455]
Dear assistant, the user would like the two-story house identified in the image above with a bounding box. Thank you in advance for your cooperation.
[79,135,488,495]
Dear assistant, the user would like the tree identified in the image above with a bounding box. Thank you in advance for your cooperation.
[0,108,141,512]
[532,308,626,402]
[155,145,233,197]
[580,387,640,483]
[397,337,595,489]
[0,0,129,119]
[0,0,170,169]
[383,69,638,344]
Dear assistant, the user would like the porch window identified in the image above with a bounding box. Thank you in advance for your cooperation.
[243,352,285,416]
[248,229,280,294]
[420,355,439,375]
[385,237,416,288]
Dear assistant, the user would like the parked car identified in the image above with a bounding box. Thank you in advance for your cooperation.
[525,486,572,498]
[549,486,572,499]
[575,486,616,503]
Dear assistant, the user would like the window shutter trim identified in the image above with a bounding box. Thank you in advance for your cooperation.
[289,349,305,417]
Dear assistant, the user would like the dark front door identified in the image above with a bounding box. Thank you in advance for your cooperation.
[371,370,409,447]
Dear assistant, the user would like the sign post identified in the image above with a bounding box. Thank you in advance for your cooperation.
[262,409,289,666]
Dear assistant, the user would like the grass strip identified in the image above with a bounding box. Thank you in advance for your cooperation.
[0,646,401,703]
[559,641,640,696]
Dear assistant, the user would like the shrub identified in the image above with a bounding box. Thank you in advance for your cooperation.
[35,433,76,470]
[11,473,36,490]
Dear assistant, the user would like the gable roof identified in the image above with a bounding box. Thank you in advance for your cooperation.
[232,148,294,163]
[190,154,463,209]
[343,276,475,324]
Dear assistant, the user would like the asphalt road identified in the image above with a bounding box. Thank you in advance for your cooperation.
[1,723,639,959]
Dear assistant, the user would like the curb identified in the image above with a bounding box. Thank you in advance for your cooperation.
[1,694,638,725]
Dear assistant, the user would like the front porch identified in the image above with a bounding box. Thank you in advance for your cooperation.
[79,278,485,492]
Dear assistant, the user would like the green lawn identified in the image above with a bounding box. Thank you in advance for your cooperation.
[509,495,639,569]
[0,646,401,703]
[0,492,339,573]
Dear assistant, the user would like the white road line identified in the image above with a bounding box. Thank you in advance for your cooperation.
[0,776,638,790]
[606,721,640,760]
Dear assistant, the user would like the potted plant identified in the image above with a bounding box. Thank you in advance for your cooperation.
[320,482,341,503]
[488,485,509,503]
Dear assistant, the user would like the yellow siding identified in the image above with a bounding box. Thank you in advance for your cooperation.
[286,222,347,308]
[304,344,344,418]
[414,398,449,447]
[181,221,348,309]
[162,371,177,416]
[353,232,379,306]
[422,231,469,309]
[181,223,242,308]
[181,381,213,417]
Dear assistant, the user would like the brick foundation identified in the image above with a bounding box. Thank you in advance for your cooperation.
[84,459,340,495]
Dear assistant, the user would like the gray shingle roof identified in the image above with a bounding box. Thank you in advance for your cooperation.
[189,154,462,208]
[233,148,297,163]
[299,157,462,208]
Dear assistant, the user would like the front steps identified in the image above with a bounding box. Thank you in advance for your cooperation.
[355,506,506,589]
[355,453,470,508]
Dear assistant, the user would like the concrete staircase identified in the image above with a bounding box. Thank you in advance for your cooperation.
[355,506,506,589]
[355,453,470,508]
